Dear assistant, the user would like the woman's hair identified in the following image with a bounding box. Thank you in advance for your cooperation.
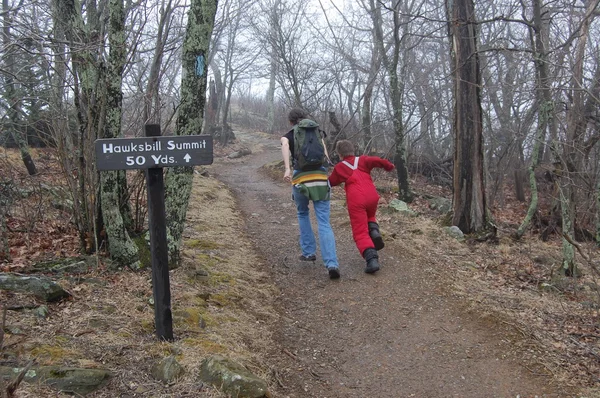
[335,140,355,158]
[288,108,308,125]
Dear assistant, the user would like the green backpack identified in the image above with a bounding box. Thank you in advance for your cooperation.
[293,119,325,171]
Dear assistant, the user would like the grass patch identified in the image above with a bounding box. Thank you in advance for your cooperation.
[173,307,213,329]
[30,344,80,364]
[186,239,221,250]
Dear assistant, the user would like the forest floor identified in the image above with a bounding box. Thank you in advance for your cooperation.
[1,128,600,397]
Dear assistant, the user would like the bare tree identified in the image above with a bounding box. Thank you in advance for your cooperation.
[211,0,261,144]
[263,0,281,134]
[556,0,600,276]
[446,0,488,233]
[368,0,413,202]
[1,0,37,176]
[516,0,554,239]
[317,0,384,152]
[255,0,323,109]
[143,0,177,125]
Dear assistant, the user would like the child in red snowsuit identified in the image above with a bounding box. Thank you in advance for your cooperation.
[328,140,395,274]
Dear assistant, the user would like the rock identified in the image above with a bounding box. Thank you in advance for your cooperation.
[31,257,96,274]
[50,260,90,274]
[186,267,210,282]
[459,261,478,270]
[0,273,70,302]
[0,366,111,395]
[195,167,210,176]
[199,355,269,398]
[32,305,50,318]
[151,356,185,383]
[4,325,23,335]
[444,226,465,241]
[388,199,418,217]
[227,148,252,159]
[427,196,452,214]
[38,367,111,395]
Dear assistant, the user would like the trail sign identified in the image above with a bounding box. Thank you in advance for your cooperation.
[95,135,213,170]
[94,125,214,341]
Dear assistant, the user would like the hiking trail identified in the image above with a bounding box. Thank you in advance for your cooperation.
[211,130,573,398]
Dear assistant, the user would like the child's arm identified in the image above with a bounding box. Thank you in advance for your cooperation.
[363,156,395,172]
[328,165,343,187]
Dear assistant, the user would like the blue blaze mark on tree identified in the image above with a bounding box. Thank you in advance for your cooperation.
[195,55,205,76]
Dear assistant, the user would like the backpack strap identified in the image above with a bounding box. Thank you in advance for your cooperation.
[319,129,332,166]
[341,156,359,170]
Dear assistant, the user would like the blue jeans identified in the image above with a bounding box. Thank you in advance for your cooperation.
[293,184,339,269]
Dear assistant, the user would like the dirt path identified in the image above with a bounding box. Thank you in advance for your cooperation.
[211,131,573,398]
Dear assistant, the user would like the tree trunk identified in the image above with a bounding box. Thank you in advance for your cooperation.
[221,62,235,134]
[164,0,217,266]
[596,177,600,247]
[206,79,218,129]
[447,0,487,233]
[266,55,277,134]
[361,81,374,152]
[100,0,139,268]
[143,0,174,125]
[2,0,37,176]
[516,0,553,239]
[515,111,544,238]
[361,33,381,152]
[56,0,105,254]
[220,76,235,145]
[51,0,85,249]
[557,0,599,276]
[0,187,9,262]
[369,0,412,202]
[266,0,278,136]
[328,111,343,150]
[49,0,83,243]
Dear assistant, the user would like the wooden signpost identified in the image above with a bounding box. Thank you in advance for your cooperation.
[95,124,213,340]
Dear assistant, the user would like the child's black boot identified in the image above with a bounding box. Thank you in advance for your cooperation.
[363,248,380,274]
[368,222,384,250]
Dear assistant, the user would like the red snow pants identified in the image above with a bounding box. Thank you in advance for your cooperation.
[345,169,380,256]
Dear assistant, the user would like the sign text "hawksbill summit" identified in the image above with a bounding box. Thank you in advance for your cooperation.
[101,139,208,154]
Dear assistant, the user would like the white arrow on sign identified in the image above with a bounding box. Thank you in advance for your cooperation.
[184,154,191,162]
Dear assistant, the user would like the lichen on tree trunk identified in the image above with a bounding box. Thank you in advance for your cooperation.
[165,167,194,266]
[0,192,9,261]
[559,182,576,276]
[101,172,139,268]
[596,177,600,247]
[164,0,217,266]
[516,100,552,239]
[99,0,139,268]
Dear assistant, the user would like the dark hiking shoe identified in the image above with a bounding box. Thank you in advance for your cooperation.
[368,222,385,250]
[299,254,317,262]
[363,248,380,274]
[328,267,340,279]
[365,259,380,274]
